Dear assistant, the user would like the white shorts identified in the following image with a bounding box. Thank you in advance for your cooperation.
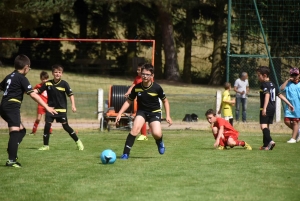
[224,116,233,121]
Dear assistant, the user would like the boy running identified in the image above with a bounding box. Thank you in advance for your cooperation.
[36,64,84,151]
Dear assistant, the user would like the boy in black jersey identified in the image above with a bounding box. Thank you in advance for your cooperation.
[36,64,84,151]
[116,63,173,159]
[0,54,57,168]
[256,66,294,150]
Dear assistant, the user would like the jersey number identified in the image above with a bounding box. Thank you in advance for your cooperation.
[3,79,11,96]
[270,88,276,101]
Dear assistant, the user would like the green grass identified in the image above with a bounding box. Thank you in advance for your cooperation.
[0,129,299,201]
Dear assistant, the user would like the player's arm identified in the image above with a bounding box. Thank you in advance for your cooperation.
[246,86,249,95]
[115,99,133,123]
[214,125,224,148]
[280,78,292,91]
[162,98,172,126]
[278,93,294,112]
[124,83,135,97]
[29,92,57,115]
[262,93,270,116]
[69,95,76,112]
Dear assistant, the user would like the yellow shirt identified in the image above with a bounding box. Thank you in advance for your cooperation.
[222,90,233,117]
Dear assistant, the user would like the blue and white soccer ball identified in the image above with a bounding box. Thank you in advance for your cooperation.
[100,149,116,164]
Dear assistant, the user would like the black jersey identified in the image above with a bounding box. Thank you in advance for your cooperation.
[0,70,34,107]
[259,81,280,115]
[128,82,166,112]
[37,79,73,112]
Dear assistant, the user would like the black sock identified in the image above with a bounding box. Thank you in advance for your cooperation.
[62,123,78,141]
[43,122,51,145]
[229,118,233,126]
[123,133,136,155]
[155,135,163,145]
[8,131,20,161]
[18,128,26,144]
[263,128,272,147]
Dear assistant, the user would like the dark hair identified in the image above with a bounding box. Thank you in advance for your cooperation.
[52,64,64,72]
[205,109,216,116]
[256,66,270,77]
[141,63,154,74]
[137,62,144,68]
[40,71,49,79]
[14,54,30,70]
[224,82,231,90]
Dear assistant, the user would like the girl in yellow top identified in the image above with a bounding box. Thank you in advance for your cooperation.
[218,82,235,125]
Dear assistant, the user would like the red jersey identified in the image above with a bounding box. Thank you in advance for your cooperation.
[213,117,239,138]
[34,83,48,104]
[133,75,142,85]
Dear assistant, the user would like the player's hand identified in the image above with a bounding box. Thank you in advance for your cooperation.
[262,109,267,116]
[214,139,220,148]
[124,93,129,97]
[289,105,295,112]
[115,114,121,125]
[72,106,76,112]
[166,116,172,127]
[46,107,57,115]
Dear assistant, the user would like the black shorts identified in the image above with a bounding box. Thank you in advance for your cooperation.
[136,110,161,123]
[45,111,68,123]
[0,106,21,127]
[259,111,274,124]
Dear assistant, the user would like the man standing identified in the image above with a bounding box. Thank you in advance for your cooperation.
[234,72,249,122]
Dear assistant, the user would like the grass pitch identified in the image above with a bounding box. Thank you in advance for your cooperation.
[0,129,299,201]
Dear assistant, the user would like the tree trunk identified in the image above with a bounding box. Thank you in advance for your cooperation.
[154,6,163,79]
[183,7,193,83]
[50,13,62,64]
[157,2,181,81]
[208,1,227,85]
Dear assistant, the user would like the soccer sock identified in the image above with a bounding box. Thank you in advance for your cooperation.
[32,120,40,133]
[43,122,51,145]
[62,123,79,142]
[50,123,53,134]
[155,135,163,145]
[18,128,26,144]
[263,128,272,147]
[123,133,136,155]
[8,131,20,161]
[236,140,245,146]
[141,123,147,136]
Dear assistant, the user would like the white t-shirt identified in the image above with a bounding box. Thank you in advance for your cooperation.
[234,78,249,98]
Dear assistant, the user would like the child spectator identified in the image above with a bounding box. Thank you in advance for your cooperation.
[280,67,300,143]
[218,82,235,125]
[30,71,53,135]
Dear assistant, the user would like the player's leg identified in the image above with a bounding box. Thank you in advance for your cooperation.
[259,113,275,150]
[148,112,165,154]
[31,107,43,134]
[287,118,299,143]
[18,122,27,144]
[212,126,226,149]
[121,114,145,159]
[39,112,53,150]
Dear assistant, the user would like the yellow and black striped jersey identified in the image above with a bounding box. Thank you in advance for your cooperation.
[37,79,73,112]
[0,70,34,106]
[128,82,166,112]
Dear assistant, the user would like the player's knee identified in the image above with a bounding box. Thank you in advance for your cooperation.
[62,123,73,133]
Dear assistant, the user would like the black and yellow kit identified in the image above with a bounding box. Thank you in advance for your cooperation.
[259,81,280,116]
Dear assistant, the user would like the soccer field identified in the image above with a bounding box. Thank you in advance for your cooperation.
[0,129,299,201]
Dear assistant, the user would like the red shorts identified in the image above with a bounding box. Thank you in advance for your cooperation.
[214,132,238,146]
[37,106,46,115]
[284,117,300,123]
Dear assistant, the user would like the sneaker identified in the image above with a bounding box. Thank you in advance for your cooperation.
[287,138,296,143]
[244,142,252,150]
[267,141,275,150]
[137,135,148,141]
[259,146,267,150]
[38,145,50,150]
[6,160,22,168]
[217,145,225,150]
[157,141,165,154]
[120,154,129,160]
[76,140,84,150]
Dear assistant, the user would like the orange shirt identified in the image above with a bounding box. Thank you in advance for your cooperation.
[34,83,48,105]
[213,117,239,137]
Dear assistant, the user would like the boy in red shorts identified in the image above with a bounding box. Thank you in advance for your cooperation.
[30,71,52,134]
[205,109,252,150]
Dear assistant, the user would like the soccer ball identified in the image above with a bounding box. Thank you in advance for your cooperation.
[100,149,116,164]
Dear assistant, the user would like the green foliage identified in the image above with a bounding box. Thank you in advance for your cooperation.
[0,130,299,200]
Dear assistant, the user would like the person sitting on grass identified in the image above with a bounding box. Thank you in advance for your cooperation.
[205,109,252,150]
[116,63,172,159]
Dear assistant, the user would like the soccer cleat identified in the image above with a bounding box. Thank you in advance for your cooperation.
[38,145,50,150]
[6,160,22,168]
[29,132,35,136]
[137,135,148,141]
[244,142,252,150]
[267,141,275,150]
[259,146,267,150]
[287,138,296,143]
[217,145,225,150]
[76,139,84,150]
[157,141,165,154]
[120,154,129,160]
